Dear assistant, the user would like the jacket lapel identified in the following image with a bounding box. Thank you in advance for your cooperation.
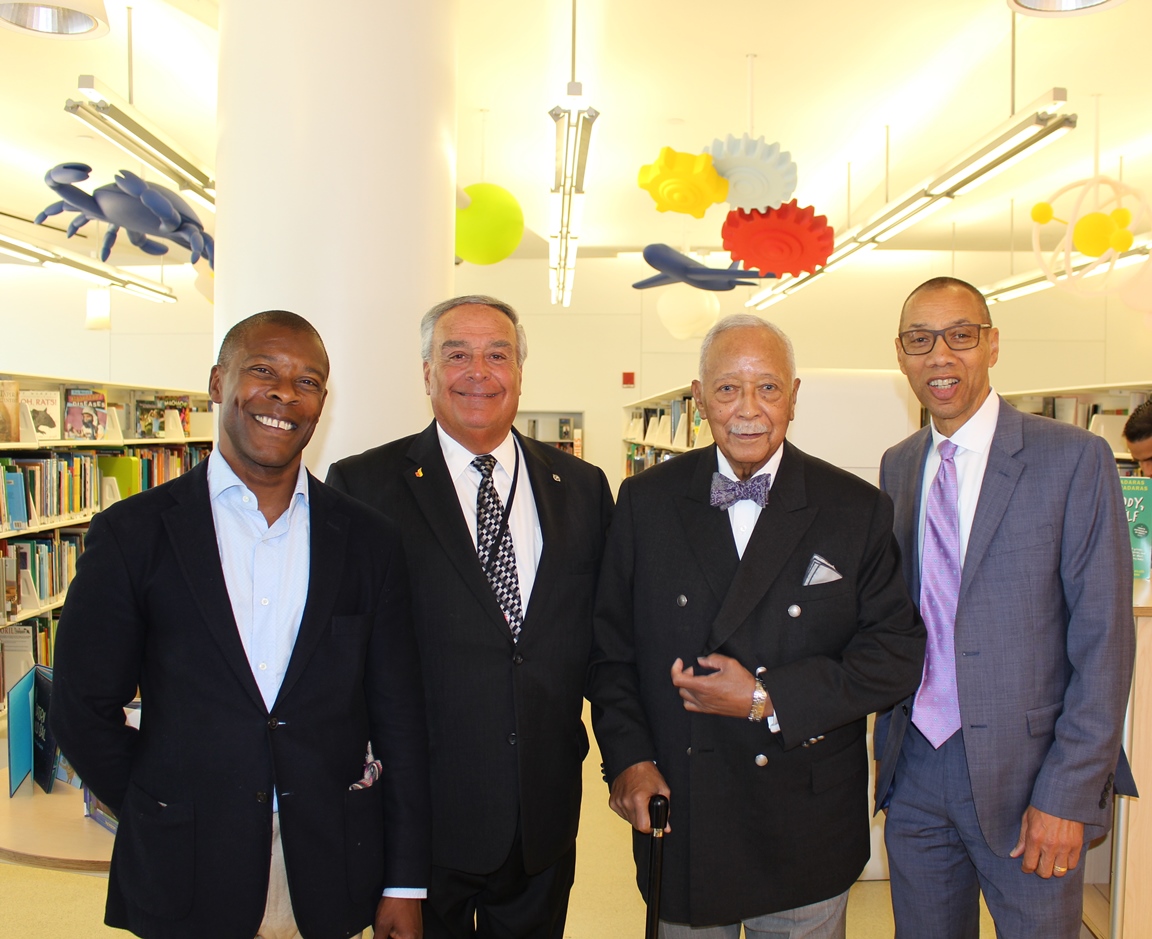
[275,475,348,706]
[519,433,564,634]
[404,422,511,638]
[162,462,266,713]
[895,429,932,599]
[675,446,741,609]
[702,441,817,655]
[959,399,1024,606]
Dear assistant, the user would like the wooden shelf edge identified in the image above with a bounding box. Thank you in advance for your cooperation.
[0,842,110,873]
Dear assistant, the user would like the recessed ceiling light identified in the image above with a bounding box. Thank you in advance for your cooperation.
[0,0,109,38]
[1007,0,1126,17]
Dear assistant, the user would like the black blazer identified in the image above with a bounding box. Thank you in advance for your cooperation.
[51,461,431,939]
[589,442,924,925]
[326,422,613,875]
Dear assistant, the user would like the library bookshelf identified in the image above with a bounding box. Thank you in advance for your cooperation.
[1,371,213,708]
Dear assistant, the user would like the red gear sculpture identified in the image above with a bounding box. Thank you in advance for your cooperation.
[721,201,834,277]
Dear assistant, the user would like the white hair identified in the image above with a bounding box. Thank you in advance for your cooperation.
[698,313,795,382]
[419,295,528,367]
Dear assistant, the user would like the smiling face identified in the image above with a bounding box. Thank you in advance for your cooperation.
[209,322,328,485]
[692,325,799,480]
[424,303,522,454]
[897,285,999,437]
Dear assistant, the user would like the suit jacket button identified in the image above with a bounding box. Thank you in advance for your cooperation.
[256,791,269,803]
[686,747,692,756]
[508,733,517,745]
[754,754,768,767]
[513,653,524,665]
[676,595,687,607]
[787,605,801,618]
[267,716,279,730]
[1100,797,1109,809]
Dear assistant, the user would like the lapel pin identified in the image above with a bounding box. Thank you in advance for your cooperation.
[415,467,423,478]
[552,473,562,482]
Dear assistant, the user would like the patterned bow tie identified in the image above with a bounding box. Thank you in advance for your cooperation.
[709,472,771,510]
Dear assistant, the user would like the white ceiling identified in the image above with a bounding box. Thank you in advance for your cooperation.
[1,0,1149,271]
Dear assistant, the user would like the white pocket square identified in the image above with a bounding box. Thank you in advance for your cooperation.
[803,554,842,586]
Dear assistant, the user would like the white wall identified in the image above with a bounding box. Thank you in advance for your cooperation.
[0,262,214,392]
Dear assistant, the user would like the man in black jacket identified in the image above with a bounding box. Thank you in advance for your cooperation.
[327,296,613,939]
[590,313,924,937]
[52,311,430,939]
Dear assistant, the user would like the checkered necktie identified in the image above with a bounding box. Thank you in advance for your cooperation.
[913,439,963,748]
[472,454,523,641]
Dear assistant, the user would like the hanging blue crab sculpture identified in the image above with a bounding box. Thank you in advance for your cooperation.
[35,162,214,269]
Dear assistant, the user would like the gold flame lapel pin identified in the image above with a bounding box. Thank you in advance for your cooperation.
[415,468,423,478]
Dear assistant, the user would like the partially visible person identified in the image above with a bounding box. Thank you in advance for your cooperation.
[52,310,430,939]
[590,313,924,938]
[327,296,612,939]
[1123,399,1152,476]
[878,276,1135,939]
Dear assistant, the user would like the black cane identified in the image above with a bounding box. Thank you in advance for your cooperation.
[645,794,669,939]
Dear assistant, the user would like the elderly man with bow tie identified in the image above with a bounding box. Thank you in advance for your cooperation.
[589,313,925,939]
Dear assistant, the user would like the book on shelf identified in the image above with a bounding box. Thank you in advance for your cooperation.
[1121,476,1152,580]
[18,390,61,441]
[3,465,30,529]
[134,398,166,438]
[0,380,20,443]
[63,388,108,441]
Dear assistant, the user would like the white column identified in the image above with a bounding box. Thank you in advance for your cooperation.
[214,0,458,475]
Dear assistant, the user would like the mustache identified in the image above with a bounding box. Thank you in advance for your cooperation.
[726,422,769,435]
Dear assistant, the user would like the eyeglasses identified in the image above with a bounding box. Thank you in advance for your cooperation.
[898,323,991,355]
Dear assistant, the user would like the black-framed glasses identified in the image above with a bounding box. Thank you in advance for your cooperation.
[898,323,991,355]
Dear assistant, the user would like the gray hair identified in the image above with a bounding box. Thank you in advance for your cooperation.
[420,295,528,367]
[698,313,795,382]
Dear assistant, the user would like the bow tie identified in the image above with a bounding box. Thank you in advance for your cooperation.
[709,472,771,510]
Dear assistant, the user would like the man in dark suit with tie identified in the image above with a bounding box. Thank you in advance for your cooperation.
[51,311,431,939]
[876,277,1136,938]
[589,313,924,937]
[326,296,613,939]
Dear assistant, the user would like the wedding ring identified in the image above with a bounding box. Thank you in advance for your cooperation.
[1053,865,1068,873]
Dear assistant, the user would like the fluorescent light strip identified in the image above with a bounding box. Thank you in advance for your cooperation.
[985,244,1151,303]
[0,245,42,263]
[66,76,216,212]
[874,197,953,243]
[821,240,877,273]
[855,194,935,243]
[549,104,597,307]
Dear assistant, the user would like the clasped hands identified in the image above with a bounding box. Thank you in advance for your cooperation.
[609,654,765,833]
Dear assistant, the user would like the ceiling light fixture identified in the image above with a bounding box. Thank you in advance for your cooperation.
[0,227,176,302]
[67,75,216,212]
[548,0,597,308]
[0,0,108,38]
[746,89,1076,311]
[981,238,1150,304]
[1007,0,1127,17]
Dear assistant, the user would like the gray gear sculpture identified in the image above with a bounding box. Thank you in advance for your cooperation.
[704,133,798,212]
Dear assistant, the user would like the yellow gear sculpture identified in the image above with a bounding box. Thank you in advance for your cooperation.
[638,147,729,219]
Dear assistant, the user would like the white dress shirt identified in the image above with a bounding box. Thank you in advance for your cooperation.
[917,389,1000,567]
[715,444,784,559]
[714,443,786,731]
[437,424,543,613]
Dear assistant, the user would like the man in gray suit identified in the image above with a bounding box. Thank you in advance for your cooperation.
[875,276,1136,938]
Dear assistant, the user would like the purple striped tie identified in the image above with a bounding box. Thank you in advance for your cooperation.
[913,439,962,749]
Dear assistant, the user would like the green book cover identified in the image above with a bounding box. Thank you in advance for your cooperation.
[96,455,142,501]
[1121,476,1152,580]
